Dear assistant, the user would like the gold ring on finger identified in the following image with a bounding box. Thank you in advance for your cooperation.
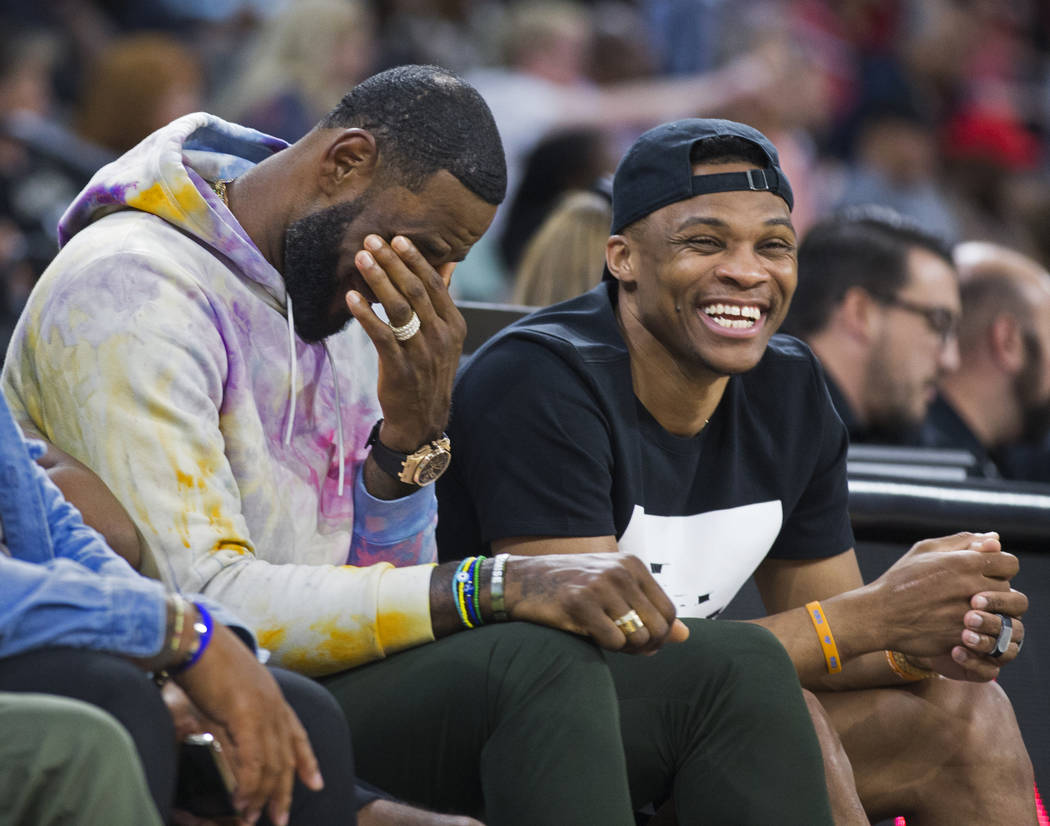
[614,609,645,635]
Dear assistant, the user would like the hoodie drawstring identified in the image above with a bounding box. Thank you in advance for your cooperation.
[324,339,346,496]
[284,295,297,446]
[283,295,346,496]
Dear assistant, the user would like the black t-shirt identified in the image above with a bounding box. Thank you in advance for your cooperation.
[437,283,854,618]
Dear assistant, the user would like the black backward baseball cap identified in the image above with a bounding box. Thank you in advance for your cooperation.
[609,118,794,236]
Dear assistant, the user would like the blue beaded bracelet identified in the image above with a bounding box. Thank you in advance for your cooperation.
[170,602,214,675]
[454,557,476,629]
[466,555,485,627]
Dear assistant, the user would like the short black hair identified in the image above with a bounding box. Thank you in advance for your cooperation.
[785,205,954,338]
[689,135,772,168]
[321,64,507,205]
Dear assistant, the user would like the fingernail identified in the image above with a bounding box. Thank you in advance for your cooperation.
[973,595,989,609]
[346,291,361,305]
[965,612,983,629]
[364,235,382,251]
[275,812,289,826]
[952,647,968,663]
[311,771,324,789]
[357,250,374,267]
[391,235,409,252]
[963,630,980,645]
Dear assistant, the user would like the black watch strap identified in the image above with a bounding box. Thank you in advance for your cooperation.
[366,418,409,481]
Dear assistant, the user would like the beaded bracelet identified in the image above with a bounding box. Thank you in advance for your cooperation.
[469,555,486,627]
[490,553,510,622]
[169,602,214,675]
[168,594,187,655]
[805,600,842,674]
[885,650,936,681]
[454,557,478,629]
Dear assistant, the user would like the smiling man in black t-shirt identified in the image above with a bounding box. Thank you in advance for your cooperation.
[439,119,1037,824]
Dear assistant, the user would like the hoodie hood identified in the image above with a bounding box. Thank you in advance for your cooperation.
[57,112,355,491]
[59,112,289,300]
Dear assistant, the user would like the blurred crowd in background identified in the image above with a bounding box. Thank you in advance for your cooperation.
[2,0,1050,332]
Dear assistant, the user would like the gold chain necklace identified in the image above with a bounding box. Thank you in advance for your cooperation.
[209,179,230,206]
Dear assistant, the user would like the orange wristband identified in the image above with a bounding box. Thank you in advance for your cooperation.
[805,600,842,674]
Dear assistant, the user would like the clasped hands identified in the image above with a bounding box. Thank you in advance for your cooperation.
[873,531,1027,682]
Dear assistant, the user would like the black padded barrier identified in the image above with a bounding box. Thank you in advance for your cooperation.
[459,300,535,355]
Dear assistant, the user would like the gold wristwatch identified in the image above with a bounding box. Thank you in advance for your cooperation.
[366,419,452,486]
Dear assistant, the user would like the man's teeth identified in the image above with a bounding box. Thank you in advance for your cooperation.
[702,303,761,328]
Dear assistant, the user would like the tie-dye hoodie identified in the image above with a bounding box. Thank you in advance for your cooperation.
[2,113,438,676]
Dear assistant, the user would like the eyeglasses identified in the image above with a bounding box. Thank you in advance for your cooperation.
[873,294,959,344]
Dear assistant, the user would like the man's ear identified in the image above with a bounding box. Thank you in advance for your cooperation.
[606,235,635,290]
[989,313,1024,374]
[838,286,881,344]
[319,128,378,197]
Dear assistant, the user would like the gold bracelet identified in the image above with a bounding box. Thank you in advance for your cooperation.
[168,595,187,655]
[805,601,842,674]
[885,650,936,681]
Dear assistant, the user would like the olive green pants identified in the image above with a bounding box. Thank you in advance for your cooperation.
[0,692,163,826]
[322,618,833,825]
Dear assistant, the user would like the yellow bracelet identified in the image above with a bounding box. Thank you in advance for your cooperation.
[805,600,842,674]
[885,650,936,681]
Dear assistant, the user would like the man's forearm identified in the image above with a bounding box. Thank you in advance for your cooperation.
[749,586,900,690]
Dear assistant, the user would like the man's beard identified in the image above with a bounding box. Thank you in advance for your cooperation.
[862,343,927,443]
[1015,331,1050,443]
[282,198,367,343]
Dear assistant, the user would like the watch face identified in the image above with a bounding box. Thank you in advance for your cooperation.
[414,449,452,486]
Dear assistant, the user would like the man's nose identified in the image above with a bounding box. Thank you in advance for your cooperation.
[713,247,769,289]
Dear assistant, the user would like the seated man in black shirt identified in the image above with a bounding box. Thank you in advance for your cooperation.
[438,119,1036,824]
[922,241,1050,481]
[783,205,961,445]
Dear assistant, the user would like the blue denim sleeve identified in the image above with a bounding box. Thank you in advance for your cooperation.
[0,553,168,658]
[0,445,255,657]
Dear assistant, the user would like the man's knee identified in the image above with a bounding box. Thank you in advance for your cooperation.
[66,700,143,767]
[918,679,1033,780]
[326,623,618,733]
[8,694,135,769]
[681,618,801,688]
[476,623,616,706]
[0,695,153,822]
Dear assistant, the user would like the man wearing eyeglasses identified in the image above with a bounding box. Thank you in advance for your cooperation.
[783,205,962,445]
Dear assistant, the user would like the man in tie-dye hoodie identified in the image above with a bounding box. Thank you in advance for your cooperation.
[4,69,481,677]
[2,66,835,824]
